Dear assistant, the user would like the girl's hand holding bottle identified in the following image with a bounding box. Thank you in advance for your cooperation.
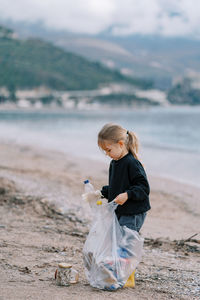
[82,180,107,206]
[114,192,128,205]
[82,190,102,203]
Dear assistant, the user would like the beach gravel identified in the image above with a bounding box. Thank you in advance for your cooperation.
[0,143,199,300]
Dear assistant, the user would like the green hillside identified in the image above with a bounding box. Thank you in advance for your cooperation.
[0,26,152,94]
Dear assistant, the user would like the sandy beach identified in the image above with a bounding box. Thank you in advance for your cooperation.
[0,142,200,299]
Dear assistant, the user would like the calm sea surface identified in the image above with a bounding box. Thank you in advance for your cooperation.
[0,106,200,187]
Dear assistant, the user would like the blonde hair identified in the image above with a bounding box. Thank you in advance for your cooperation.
[98,123,140,160]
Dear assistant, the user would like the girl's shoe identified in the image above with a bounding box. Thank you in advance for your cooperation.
[123,270,135,288]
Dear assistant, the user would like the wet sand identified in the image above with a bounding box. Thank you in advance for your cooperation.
[0,142,200,299]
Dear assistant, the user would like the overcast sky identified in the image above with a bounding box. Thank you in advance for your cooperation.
[0,0,200,37]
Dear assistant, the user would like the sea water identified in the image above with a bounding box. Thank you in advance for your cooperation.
[0,106,199,188]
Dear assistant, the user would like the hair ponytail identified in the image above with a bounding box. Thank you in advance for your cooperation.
[126,131,139,160]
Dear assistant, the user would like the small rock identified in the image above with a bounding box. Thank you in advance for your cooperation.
[0,187,6,195]
[19,266,31,274]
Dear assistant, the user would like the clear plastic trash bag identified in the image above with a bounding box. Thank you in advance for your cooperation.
[83,201,144,290]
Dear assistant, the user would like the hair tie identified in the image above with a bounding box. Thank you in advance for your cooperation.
[127,130,129,135]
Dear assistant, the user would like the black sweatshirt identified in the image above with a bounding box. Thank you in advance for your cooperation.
[101,152,151,217]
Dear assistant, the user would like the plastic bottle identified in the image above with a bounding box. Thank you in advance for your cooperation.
[83,179,95,209]
[83,179,104,208]
[84,179,94,193]
[83,180,103,207]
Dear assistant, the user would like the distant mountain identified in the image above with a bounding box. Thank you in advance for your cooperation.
[56,33,200,90]
[0,25,152,97]
[3,20,200,91]
[101,34,200,79]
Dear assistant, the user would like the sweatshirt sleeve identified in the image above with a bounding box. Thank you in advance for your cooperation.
[100,161,112,199]
[101,185,109,199]
[126,160,150,201]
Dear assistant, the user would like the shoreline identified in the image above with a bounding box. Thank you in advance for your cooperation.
[1,107,200,191]
[1,103,200,111]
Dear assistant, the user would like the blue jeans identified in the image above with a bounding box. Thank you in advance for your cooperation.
[118,212,147,232]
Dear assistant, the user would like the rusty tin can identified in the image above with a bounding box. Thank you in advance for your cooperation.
[55,263,79,286]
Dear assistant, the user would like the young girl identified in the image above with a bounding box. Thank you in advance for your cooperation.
[83,123,150,288]
[98,123,150,233]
